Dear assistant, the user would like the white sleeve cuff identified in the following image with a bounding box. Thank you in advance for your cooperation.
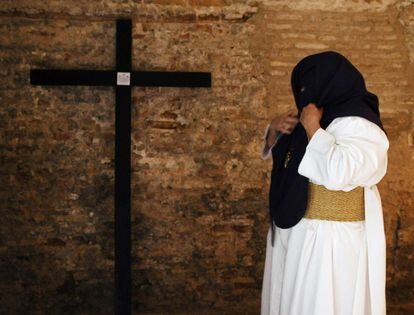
[261,124,280,160]
[305,127,336,155]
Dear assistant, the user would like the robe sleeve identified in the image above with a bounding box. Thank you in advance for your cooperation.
[297,116,389,191]
[261,123,282,160]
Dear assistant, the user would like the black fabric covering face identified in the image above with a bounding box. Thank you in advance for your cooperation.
[268,50,387,247]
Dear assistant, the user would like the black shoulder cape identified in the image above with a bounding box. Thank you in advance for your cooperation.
[268,50,387,247]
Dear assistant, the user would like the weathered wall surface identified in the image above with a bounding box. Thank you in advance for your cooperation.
[0,1,413,314]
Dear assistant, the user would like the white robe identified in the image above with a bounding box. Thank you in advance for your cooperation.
[260,116,389,315]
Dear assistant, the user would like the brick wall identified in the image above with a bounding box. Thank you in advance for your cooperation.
[0,1,413,314]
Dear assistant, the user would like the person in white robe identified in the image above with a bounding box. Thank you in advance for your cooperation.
[260,114,389,315]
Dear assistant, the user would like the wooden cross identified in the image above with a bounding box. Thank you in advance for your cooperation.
[30,19,211,315]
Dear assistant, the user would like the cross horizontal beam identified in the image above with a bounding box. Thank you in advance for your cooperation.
[30,69,211,87]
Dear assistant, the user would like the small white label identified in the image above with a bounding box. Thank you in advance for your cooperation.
[117,72,131,86]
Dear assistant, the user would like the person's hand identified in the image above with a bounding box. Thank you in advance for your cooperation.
[270,108,300,135]
[300,103,323,140]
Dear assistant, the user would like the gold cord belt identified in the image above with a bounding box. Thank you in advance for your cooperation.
[304,182,365,221]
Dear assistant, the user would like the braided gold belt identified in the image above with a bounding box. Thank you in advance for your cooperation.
[304,182,365,221]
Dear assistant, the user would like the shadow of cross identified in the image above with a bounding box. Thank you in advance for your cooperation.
[30,19,212,315]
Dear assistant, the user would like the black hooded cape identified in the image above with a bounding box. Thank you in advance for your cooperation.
[268,50,387,247]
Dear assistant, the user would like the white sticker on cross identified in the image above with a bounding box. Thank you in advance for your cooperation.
[117,72,131,86]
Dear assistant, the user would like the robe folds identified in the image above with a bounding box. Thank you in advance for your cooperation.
[260,116,389,315]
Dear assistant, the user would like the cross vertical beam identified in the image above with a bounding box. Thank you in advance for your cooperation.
[115,19,132,315]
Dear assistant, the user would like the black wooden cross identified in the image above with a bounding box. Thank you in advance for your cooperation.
[30,19,211,315]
